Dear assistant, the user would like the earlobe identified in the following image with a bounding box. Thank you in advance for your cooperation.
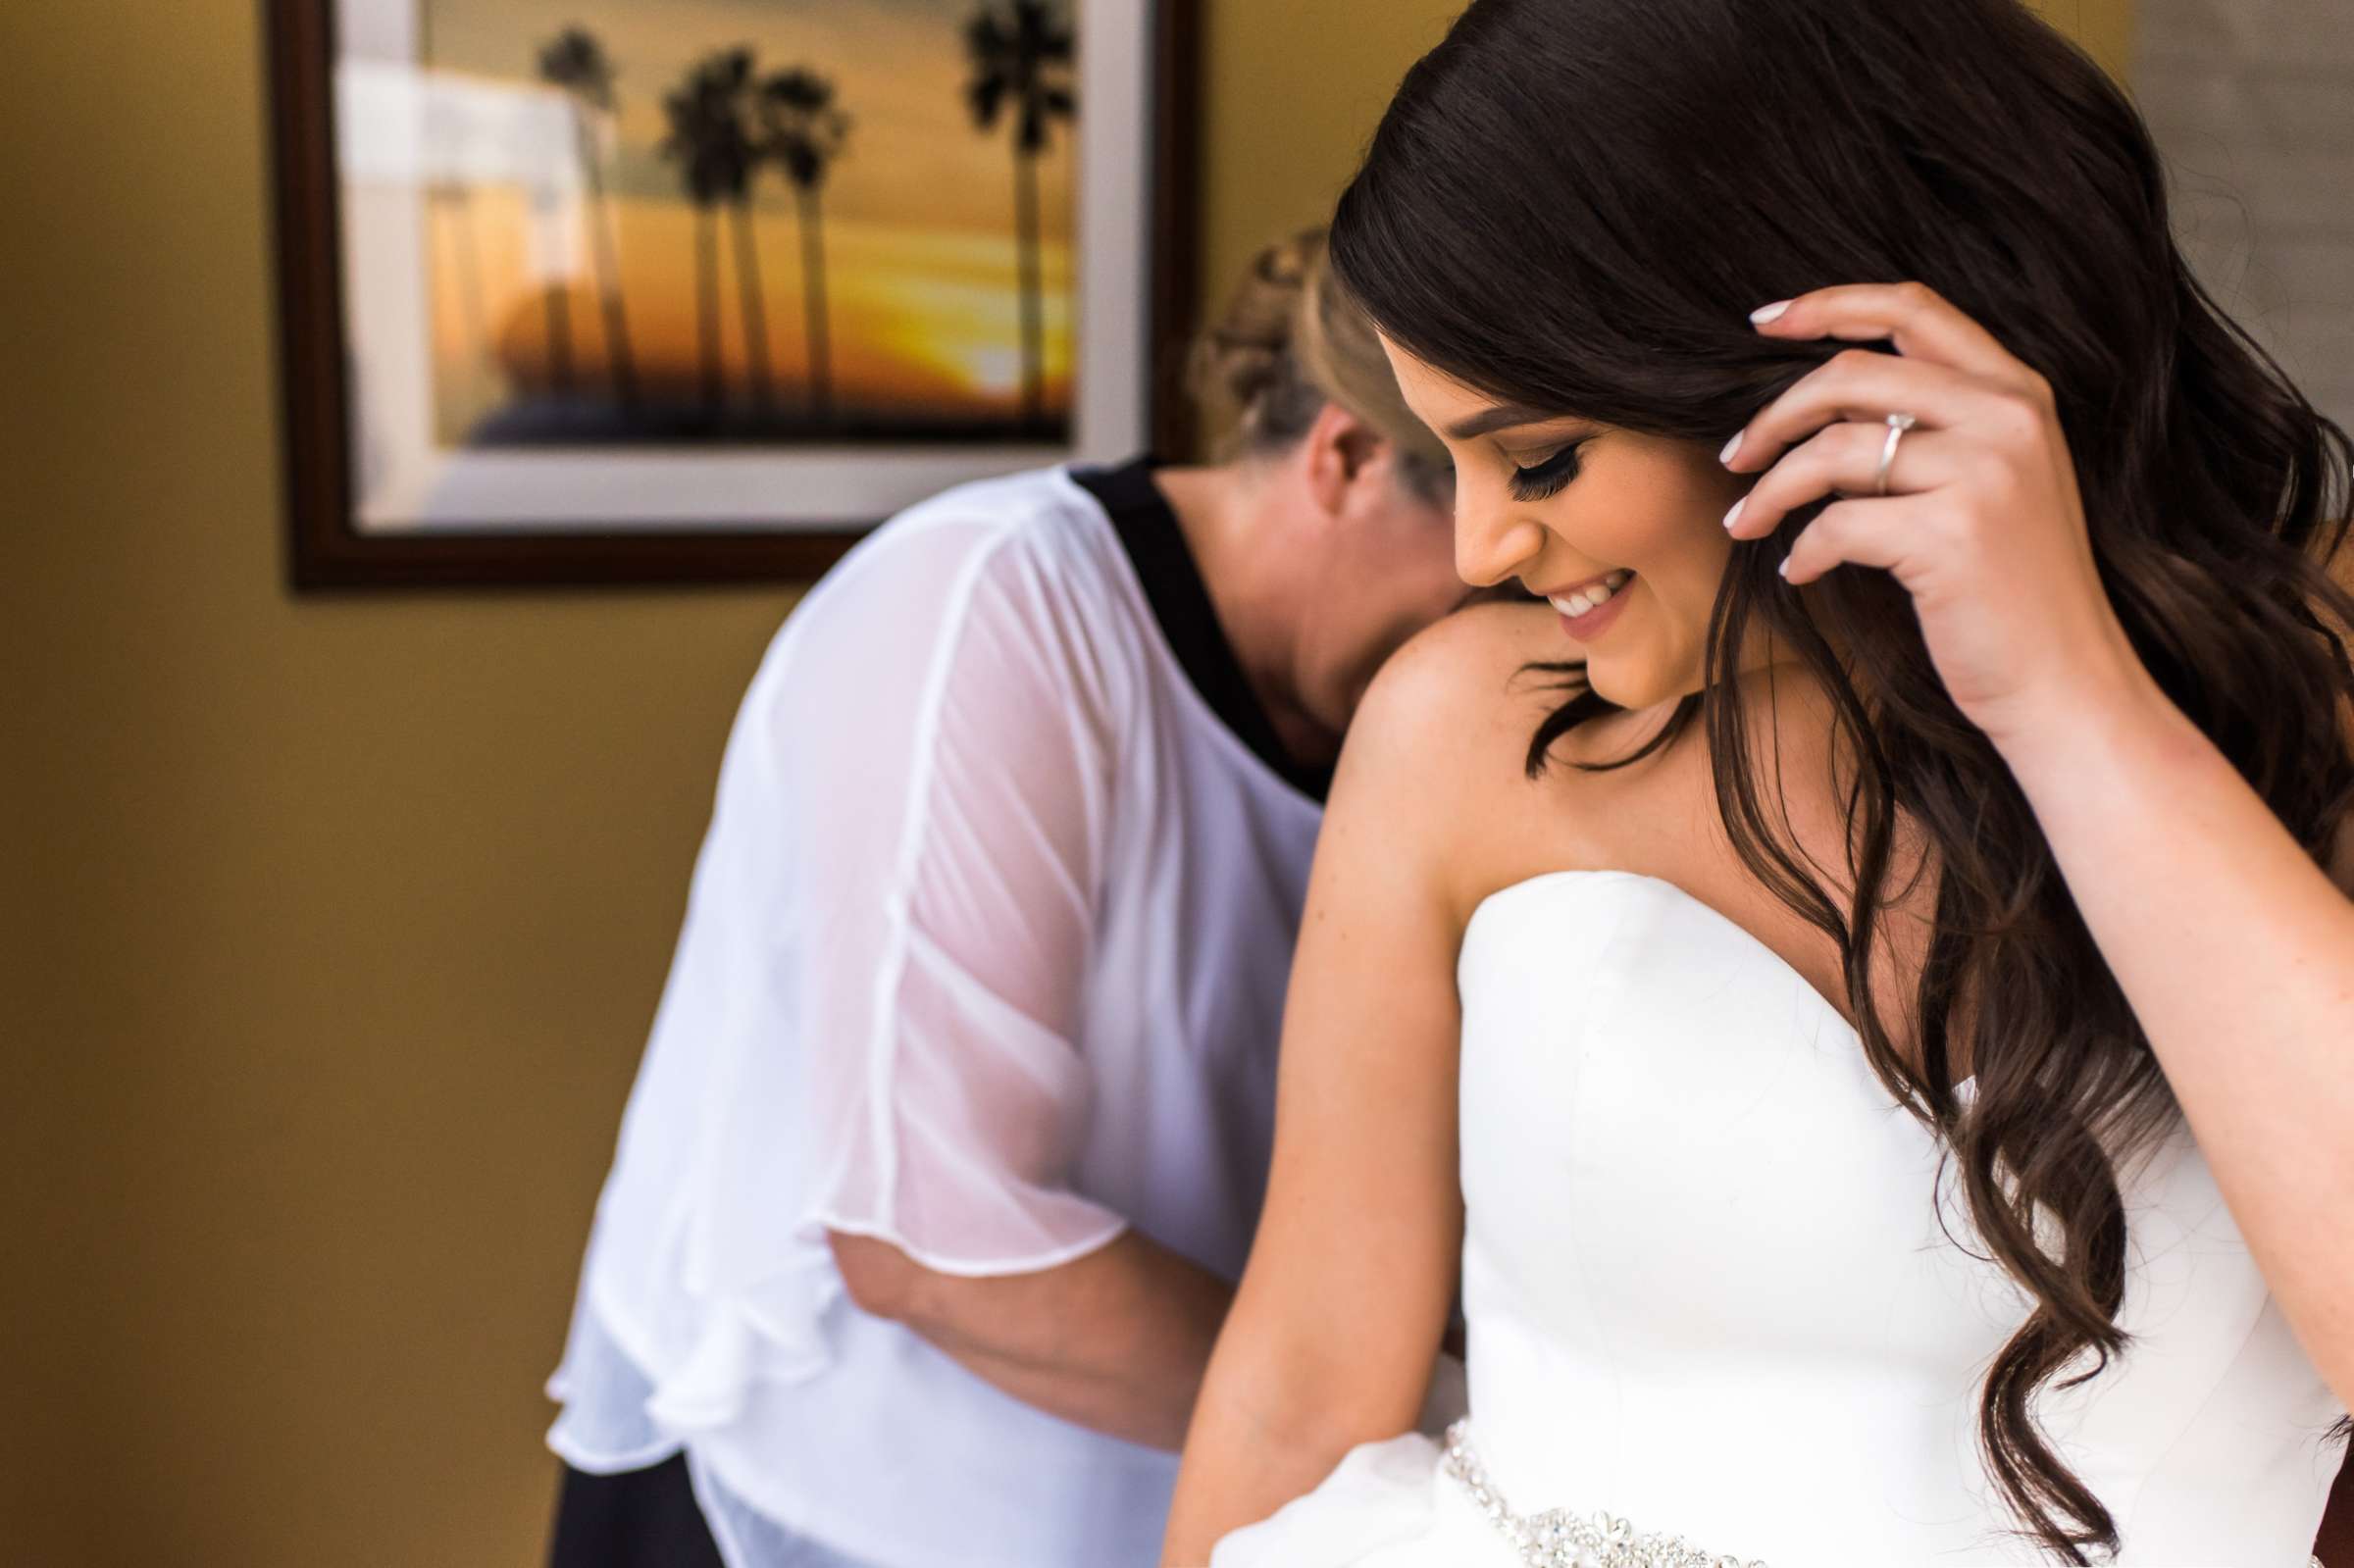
[1305,401,1395,525]
[1304,430,1352,521]
[1302,402,1370,521]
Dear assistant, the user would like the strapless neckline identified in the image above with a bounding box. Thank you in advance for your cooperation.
[1213,868,2342,1568]
[1466,868,1976,1097]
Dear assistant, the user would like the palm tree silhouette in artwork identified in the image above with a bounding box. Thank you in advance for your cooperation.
[537,25,637,407]
[660,50,762,419]
[757,67,850,429]
[963,0,1075,433]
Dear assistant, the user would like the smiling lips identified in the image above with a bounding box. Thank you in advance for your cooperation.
[1545,569,1633,620]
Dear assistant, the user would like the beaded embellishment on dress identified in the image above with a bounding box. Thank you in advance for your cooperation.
[1441,1421,1769,1568]
[1441,1420,2328,1568]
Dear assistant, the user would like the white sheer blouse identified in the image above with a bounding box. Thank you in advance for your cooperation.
[547,461,1326,1568]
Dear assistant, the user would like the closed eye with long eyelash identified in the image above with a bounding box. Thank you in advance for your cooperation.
[1508,441,1588,502]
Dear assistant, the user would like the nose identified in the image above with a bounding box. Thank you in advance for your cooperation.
[1453,490,1550,590]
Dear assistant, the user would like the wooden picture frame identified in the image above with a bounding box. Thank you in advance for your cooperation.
[266,0,1199,588]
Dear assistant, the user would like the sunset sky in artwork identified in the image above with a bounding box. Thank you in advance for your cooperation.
[411,0,1076,435]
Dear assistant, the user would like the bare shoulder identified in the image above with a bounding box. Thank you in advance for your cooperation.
[1328,600,1576,916]
[1343,600,1564,784]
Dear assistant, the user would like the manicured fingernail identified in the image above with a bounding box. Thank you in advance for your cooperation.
[1723,497,1745,531]
[1718,431,1743,467]
[1750,300,1792,325]
[1777,555,1791,579]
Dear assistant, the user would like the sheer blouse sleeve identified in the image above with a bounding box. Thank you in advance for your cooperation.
[737,513,1130,1274]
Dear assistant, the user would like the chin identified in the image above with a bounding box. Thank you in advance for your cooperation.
[1584,657,1667,711]
[1586,647,1709,714]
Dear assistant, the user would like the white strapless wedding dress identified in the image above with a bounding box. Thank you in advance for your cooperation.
[1211,872,2345,1568]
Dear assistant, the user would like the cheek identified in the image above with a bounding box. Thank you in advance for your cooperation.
[1622,533,1731,673]
[1420,514,1468,594]
[1648,513,1735,607]
[1350,530,1462,672]
[1559,460,1738,607]
[1553,499,1721,587]
[1378,507,1467,601]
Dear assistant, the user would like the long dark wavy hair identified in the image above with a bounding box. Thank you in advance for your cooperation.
[1329,0,2354,1558]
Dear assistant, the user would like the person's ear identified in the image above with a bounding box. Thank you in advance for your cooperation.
[1301,401,1392,523]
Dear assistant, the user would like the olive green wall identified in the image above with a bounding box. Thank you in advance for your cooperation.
[0,1,2123,1563]
[2045,0,2133,81]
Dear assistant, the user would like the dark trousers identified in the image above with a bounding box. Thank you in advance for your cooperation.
[547,1454,727,1568]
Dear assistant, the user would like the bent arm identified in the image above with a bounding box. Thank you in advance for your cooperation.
[2000,649,2354,1408]
[829,1229,1232,1451]
[1161,638,1476,1565]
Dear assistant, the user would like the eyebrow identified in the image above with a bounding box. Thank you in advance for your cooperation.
[1444,402,1562,439]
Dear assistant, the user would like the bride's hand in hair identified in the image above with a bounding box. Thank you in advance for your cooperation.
[1717,281,2153,751]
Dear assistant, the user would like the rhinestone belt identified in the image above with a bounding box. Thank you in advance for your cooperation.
[1443,1420,2328,1568]
[1441,1420,1768,1568]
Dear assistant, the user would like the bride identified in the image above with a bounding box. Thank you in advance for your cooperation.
[1159,0,2354,1563]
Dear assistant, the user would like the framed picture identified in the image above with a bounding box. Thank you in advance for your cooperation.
[267,0,1199,587]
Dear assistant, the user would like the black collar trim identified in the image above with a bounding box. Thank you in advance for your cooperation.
[1069,457,1332,804]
